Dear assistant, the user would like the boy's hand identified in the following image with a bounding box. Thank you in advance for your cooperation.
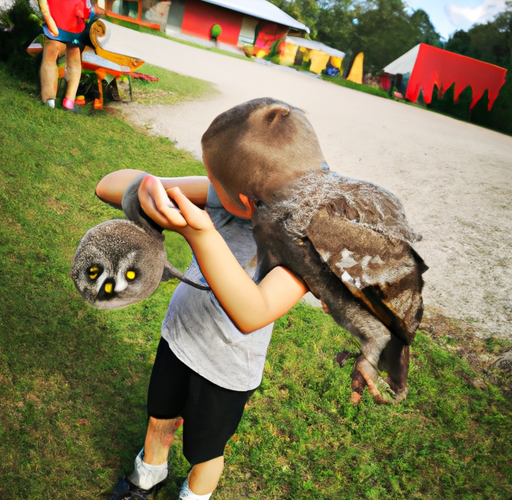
[139,175,214,235]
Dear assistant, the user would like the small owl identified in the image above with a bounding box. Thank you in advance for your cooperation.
[71,174,208,309]
[253,170,428,404]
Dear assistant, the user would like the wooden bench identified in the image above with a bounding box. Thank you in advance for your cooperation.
[27,18,145,109]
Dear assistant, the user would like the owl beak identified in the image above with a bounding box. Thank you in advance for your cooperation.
[101,278,116,297]
[100,276,127,298]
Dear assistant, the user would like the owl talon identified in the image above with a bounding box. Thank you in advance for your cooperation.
[350,392,362,404]
[352,356,401,405]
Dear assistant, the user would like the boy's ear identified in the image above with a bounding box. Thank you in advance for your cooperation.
[264,103,291,125]
[239,194,257,214]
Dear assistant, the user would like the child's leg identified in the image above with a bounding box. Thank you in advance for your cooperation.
[179,457,224,499]
[111,339,189,499]
[40,38,65,103]
[142,416,184,466]
[179,372,254,498]
[63,45,82,109]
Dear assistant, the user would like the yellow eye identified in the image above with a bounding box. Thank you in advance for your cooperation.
[104,282,113,294]
[88,266,99,280]
[126,270,136,281]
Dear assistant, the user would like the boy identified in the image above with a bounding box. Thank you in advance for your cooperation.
[100,99,319,499]
[96,168,280,500]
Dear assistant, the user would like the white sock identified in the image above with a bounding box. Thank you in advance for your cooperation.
[179,476,213,499]
[128,448,168,490]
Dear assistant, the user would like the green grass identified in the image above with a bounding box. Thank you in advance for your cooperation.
[321,74,391,99]
[131,63,218,105]
[1,62,512,500]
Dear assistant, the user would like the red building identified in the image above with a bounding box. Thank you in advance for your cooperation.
[106,0,309,53]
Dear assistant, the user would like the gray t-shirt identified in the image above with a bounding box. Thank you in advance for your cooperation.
[161,185,274,391]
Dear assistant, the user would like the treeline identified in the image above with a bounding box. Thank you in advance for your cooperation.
[438,4,512,134]
[272,0,511,134]
[269,0,442,74]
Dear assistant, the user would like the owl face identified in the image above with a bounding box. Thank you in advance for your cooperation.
[71,220,167,309]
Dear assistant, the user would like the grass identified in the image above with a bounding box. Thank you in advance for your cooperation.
[1,61,512,500]
[131,63,218,106]
[321,74,391,99]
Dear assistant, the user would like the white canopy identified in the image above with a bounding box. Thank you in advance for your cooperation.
[201,0,309,33]
[383,44,420,74]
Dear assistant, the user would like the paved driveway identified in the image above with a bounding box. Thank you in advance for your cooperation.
[109,22,512,339]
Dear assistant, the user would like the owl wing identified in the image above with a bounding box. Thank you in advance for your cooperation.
[306,206,427,345]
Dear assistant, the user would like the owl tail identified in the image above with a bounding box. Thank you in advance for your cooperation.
[162,262,210,291]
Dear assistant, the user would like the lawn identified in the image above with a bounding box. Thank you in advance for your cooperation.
[1,61,512,500]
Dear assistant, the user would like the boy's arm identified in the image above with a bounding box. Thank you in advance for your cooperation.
[95,169,210,209]
[139,176,307,332]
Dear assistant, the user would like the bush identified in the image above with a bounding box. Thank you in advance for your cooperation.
[426,73,512,136]
[0,0,42,83]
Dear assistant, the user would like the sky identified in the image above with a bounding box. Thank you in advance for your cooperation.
[405,0,509,40]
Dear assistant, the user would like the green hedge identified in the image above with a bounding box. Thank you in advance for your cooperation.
[427,72,512,135]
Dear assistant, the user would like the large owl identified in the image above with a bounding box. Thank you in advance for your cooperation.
[253,169,428,404]
[71,174,208,309]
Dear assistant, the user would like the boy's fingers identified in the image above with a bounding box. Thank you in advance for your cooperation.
[139,176,187,228]
[166,187,208,229]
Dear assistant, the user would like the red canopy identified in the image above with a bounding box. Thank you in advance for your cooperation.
[406,43,507,110]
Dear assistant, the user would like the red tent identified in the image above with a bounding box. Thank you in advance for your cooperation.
[383,43,507,111]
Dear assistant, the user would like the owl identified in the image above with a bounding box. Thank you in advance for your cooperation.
[71,174,208,309]
[253,170,428,404]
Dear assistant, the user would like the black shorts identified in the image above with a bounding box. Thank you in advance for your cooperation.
[147,338,255,465]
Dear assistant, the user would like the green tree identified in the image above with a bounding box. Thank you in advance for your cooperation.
[316,0,357,54]
[445,1,511,66]
[442,2,512,135]
[348,0,425,73]
[410,8,442,46]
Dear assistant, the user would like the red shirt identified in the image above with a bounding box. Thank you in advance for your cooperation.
[47,0,91,33]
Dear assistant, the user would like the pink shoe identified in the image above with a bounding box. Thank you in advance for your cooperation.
[62,97,74,109]
[63,97,79,113]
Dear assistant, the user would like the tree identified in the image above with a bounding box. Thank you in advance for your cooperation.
[445,1,511,65]
[269,0,441,75]
[410,8,441,47]
[348,0,434,74]
[316,0,356,53]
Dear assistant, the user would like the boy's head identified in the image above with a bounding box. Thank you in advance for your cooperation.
[201,98,325,210]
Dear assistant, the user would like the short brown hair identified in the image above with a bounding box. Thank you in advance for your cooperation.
[201,98,325,208]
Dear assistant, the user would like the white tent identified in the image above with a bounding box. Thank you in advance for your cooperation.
[383,44,420,75]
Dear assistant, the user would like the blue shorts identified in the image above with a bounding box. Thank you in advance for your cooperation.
[43,14,93,47]
[147,338,255,464]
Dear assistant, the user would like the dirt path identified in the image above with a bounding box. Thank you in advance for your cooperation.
[108,22,512,340]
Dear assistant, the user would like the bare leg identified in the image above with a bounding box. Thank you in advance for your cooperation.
[142,416,183,465]
[40,39,65,103]
[182,456,224,496]
[64,45,82,103]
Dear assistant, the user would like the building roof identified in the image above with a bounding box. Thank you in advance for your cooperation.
[200,0,309,33]
[285,36,345,58]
